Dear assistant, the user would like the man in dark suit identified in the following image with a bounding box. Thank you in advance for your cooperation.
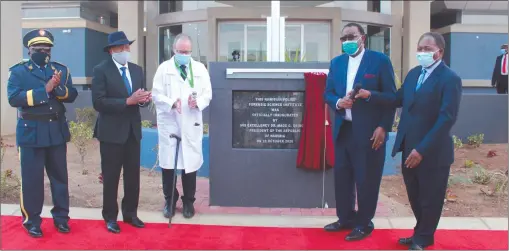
[323,22,396,241]
[91,31,152,233]
[356,32,462,250]
[7,29,78,237]
[491,44,508,94]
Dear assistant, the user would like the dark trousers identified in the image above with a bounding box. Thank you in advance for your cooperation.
[496,81,508,94]
[334,121,385,229]
[162,169,197,204]
[402,145,450,246]
[19,144,69,227]
[100,130,140,222]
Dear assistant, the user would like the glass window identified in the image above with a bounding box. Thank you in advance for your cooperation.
[22,7,81,19]
[218,22,267,62]
[341,22,390,57]
[159,0,183,14]
[285,22,331,62]
[159,22,209,65]
[159,0,231,14]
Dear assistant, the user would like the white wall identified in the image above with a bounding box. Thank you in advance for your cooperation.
[461,13,508,25]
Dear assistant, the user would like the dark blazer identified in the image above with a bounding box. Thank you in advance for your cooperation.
[324,49,396,146]
[491,54,508,87]
[370,61,462,167]
[91,58,147,144]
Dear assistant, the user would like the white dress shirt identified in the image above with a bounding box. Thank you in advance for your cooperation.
[112,57,133,90]
[336,48,365,121]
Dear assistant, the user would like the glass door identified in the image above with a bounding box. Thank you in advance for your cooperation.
[245,25,267,62]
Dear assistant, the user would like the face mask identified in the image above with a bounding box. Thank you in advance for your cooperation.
[31,52,50,67]
[112,51,130,65]
[174,53,191,65]
[416,51,437,68]
[342,38,360,56]
[501,49,507,55]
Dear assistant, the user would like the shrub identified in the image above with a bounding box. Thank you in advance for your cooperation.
[453,135,463,150]
[464,159,475,168]
[203,123,209,134]
[472,166,492,185]
[392,114,400,132]
[467,133,484,148]
[141,120,153,128]
[69,108,95,175]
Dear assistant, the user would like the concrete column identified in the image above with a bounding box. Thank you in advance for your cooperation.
[390,1,403,83]
[402,1,430,78]
[1,1,22,136]
[117,0,144,67]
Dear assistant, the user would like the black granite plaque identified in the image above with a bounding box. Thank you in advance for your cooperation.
[232,91,305,149]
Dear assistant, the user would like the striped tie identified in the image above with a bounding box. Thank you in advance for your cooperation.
[415,68,427,91]
[180,65,187,80]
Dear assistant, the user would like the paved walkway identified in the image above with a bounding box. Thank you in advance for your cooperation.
[1,203,507,231]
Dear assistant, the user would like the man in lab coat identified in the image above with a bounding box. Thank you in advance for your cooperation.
[152,34,212,219]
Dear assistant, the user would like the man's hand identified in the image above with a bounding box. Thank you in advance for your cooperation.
[139,90,152,103]
[404,149,423,168]
[126,89,150,105]
[45,70,62,92]
[173,99,182,113]
[355,89,371,99]
[370,127,385,150]
[337,96,353,109]
[188,94,198,109]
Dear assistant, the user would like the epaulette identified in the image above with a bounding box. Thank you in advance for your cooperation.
[51,61,67,69]
[9,59,29,70]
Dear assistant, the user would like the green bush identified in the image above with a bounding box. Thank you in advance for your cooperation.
[141,120,153,128]
[467,133,484,148]
[453,135,463,150]
[69,108,95,175]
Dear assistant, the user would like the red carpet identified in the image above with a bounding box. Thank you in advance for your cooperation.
[1,216,507,250]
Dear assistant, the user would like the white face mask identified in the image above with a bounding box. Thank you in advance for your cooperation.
[416,51,437,68]
[112,51,130,65]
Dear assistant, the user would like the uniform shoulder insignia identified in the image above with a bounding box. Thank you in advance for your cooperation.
[9,59,29,70]
[51,61,67,68]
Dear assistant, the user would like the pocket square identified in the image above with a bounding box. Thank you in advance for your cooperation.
[364,73,376,79]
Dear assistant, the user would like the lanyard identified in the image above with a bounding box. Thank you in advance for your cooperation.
[175,60,194,88]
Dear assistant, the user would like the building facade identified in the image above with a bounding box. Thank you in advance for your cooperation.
[1,0,508,135]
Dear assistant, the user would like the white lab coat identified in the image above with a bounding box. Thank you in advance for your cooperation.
[151,57,212,173]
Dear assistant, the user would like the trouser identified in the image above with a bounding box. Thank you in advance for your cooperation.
[19,144,69,227]
[100,130,140,222]
[402,145,450,246]
[496,81,508,94]
[162,169,197,204]
[334,121,385,229]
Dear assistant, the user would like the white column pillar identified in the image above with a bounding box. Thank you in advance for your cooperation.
[117,0,144,67]
[402,1,430,78]
[1,1,22,136]
[266,1,285,62]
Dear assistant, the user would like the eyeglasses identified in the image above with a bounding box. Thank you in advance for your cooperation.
[340,34,361,42]
[175,49,192,55]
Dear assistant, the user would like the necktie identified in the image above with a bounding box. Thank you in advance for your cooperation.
[415,68,427,91]
[180,65,187,80]
[120,67,132,95]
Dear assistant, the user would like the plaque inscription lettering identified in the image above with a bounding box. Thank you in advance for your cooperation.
[232,91,304,149]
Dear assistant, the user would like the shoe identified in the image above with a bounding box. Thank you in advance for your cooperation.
[106,221,120,233]
[182,200,195,219]
[409,243,424,250]
[399,237,413,245]
[55,222,70,233]
[123,217,145,228]
[345,227,373,241]
[24,225,43,238]
[323,221,353,232]
[163,200,177,218]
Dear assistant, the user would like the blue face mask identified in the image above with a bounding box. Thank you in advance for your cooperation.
[342,39,360,55]
[501,49,507,55]
[416,51,437,68]
[174,53,191,65]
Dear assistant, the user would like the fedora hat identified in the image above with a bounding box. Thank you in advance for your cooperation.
[104,31,135,52]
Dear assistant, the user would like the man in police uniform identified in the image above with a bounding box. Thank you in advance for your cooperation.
[7,29,78,238]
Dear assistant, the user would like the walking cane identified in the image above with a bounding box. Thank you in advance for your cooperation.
[168,134,181,227]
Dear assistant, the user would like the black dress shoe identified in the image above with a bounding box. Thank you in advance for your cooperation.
[182,201,195,219]
[106,221,120,233]
[24,225,43,238]
[409,243,424,250]
[123,217,145,228]
[163,201,177,218]
[55,222,70,233]
[399,237,413,245]
[324,221,353,232]
[345,227,373,241]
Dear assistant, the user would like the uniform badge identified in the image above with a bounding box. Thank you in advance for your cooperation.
[28,65,33,70]
[39,29,45,36]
